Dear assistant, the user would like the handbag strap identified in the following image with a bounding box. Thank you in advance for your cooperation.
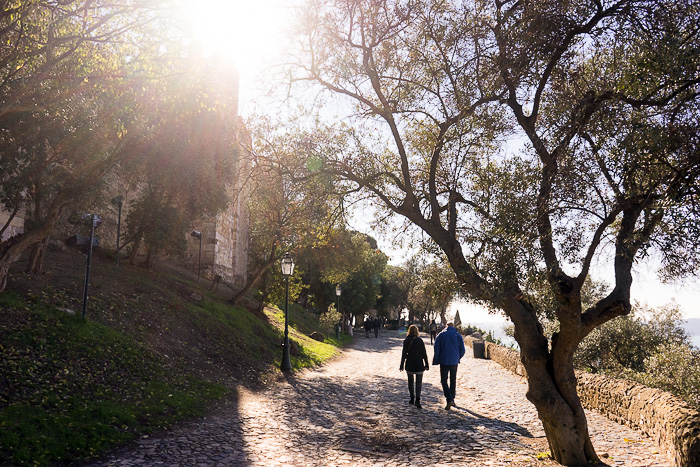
[406,335,417,354]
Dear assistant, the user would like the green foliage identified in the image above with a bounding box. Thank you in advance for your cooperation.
[319,305,342,337]
[263,304,341,370]
[238,115,347,304]
[290,0,700,370]
[266,269,305,308]
[376,264,408,316]
[299,228,385,312]
[333,236,388,317]
[400,255,459,323]
[574,303,689,374]
[574,303,700,408]
[635,343,700,408]
[122,60,237,266]
[0,0,176,289]
[466,325,506,347]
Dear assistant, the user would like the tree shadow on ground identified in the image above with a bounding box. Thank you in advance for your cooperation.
[280,344,539,462]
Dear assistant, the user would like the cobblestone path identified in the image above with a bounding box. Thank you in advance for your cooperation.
[88,331,671,467]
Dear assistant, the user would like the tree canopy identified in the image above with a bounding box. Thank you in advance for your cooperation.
[289,0,700,464]
[0,0,171,290]
[0,1,240,284]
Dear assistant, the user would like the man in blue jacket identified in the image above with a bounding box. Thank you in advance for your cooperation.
[432,322,465,410]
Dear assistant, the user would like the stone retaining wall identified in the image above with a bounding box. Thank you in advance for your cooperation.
[463,335,700,467]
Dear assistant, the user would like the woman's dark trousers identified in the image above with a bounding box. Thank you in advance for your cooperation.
[407,372,423,404]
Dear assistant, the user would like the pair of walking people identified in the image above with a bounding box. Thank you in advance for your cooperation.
[399,322,465,410]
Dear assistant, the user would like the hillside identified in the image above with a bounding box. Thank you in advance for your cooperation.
[0,246,345,466]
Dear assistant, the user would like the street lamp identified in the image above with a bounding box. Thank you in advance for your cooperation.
[335,285,342,337]
[111,195,123,268]
[81,214,102,319]
[191,230,202,282]
[280,252,295,372]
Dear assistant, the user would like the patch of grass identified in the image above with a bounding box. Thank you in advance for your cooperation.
[195,301,281,359]
[287,303,322,335]
[0,305,226,466]
[323,334,353,347]
[0,290,24,308]
[263,305,343,370]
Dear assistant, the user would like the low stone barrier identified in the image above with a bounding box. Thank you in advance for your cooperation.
[463,335,700,467]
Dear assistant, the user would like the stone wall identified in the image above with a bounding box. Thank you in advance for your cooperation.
[185,124,250,285]
[463,335,700,467]
[576,372,700,467]
[0,205,24,242]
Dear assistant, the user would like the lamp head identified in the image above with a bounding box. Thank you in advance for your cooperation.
[191,230,202,239]
[281,252,295,276]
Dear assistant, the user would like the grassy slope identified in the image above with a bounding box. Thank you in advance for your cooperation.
[0,255,345,466]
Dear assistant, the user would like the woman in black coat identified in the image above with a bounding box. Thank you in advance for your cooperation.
[399,324,429,409]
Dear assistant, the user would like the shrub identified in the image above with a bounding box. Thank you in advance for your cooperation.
[574,303,699,409]
[636,343,700,408]
[319,305,341,337]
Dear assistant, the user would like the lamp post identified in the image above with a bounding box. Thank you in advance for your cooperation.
[191,230,202,282]
[335,285,342,337]
[111,195,123,267]
[81,214,102,319]
[280,252,295,372]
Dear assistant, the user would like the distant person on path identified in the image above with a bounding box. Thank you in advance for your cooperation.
[372,317,381,338]
[364,317,372,338]
[399,325,429,409]
[432,321,465,410]
[429,319,438,345]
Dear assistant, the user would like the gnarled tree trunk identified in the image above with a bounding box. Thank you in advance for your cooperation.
[512,305,600,465]
[440,239,610,466]
[128,235,142,265]
[230,250,279,306]
[26,237,49,275]
[0,203,66,293]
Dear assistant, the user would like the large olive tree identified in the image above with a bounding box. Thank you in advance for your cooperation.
[289,0,700,464]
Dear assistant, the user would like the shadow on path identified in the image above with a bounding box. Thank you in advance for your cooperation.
[276,330,539,461]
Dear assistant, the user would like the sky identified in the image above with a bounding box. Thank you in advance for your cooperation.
[179,0,291,113]
[180,1,700,321]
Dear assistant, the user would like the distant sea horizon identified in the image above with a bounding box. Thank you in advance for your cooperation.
[451,301,700,350]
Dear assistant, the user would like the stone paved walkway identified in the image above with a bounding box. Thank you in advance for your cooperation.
[87,331,671,466]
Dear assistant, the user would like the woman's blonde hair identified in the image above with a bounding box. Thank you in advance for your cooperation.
[408,324,419,336]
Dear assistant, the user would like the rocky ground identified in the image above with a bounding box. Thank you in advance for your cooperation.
[86,330,671,467]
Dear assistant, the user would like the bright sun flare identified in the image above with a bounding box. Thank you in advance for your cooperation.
[182,0,288,97]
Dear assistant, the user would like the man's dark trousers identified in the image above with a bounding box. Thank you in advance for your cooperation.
[440,364,458,402]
